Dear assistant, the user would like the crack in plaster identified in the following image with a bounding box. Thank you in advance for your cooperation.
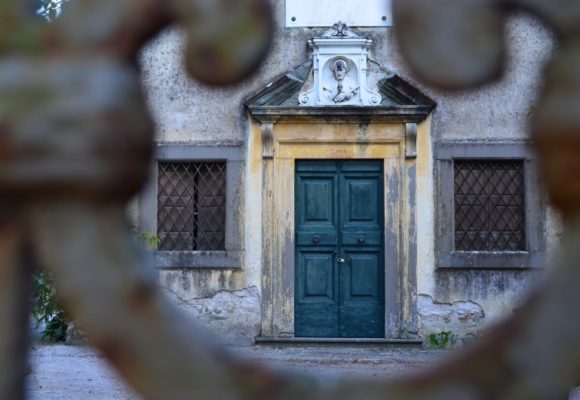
[417,294,486,337]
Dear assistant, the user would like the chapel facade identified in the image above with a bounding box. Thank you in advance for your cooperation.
[136,1,557,344]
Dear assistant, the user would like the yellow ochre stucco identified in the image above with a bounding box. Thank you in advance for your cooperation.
[251,117,433,339]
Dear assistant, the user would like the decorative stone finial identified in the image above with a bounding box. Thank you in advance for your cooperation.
[331,21,349,37]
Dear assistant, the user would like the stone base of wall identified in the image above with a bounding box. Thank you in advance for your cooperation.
[164,286,261,346]
[417,294,486,340]
[65,321,88,346]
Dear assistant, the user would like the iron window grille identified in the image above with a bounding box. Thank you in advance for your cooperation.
[454,159,526,252]
[157,162,226,251]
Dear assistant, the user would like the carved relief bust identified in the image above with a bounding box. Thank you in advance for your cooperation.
[323,58,360,103]
[298,22,382,107]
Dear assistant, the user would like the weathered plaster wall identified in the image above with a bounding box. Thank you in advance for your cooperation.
[137,1,561,341]
[422,14,555,141]
[243,124,265,298]
[158,269,260,344]
[415,117,435,298]
[159,269,246,299]
[400,15,558,340]
[163,287,260,346]
[417,295,485,338]
[434,270,544,322]
[126,197,139,232]
[140,8,555,143]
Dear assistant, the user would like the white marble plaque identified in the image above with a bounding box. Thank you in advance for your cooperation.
[286,0,392,27]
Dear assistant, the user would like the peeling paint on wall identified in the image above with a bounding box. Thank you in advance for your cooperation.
[435,269,545,323]
[159,269,246,300]
[417,294,485,337]
[163,286,261,345]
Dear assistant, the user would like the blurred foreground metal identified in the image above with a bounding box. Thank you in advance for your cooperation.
[1,0,579,399]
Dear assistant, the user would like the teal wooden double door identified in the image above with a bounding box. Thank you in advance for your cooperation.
[295,160,385,338]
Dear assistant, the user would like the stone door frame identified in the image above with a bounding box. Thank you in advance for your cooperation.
[254,117,431,339]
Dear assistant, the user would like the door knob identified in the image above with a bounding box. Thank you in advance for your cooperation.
[312,235,321,244]
[358,235,366,244]
[337,257,346,263]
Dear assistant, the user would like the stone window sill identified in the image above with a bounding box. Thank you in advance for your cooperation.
[437,251,544,270]
[154,251,242,269]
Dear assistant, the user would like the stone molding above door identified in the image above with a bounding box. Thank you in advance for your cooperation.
[244,26,436,123]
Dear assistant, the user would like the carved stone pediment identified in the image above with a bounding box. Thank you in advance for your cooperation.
[299,22,382,107]
[245,24,436,122]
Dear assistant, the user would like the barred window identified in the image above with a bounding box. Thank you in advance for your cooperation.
[454,160,526,252]
[157,162,226,251]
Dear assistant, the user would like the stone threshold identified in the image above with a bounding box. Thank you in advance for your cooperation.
[254,337,423,347]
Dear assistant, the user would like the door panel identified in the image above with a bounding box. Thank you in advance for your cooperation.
[347,181,375,221]
[338,170,384,337]
[338,300,384,338]
[345,251,381,298]
[340,249,384,337]
[302,251,334,299]
[340,160,383,172]
[295,173,338,247]
[341,175,382,232]
[295,162,340,337]
[295,249,339,337]
[295,160,385,338]
[304,180,333,222]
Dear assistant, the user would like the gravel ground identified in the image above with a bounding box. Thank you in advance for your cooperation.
[27,344,580,399]
[28,345,138,400]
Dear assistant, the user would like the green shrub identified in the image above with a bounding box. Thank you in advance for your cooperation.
[30,232,157,343]
[427,331,458,349]
[139,231,160,251]
[31,271,68,342]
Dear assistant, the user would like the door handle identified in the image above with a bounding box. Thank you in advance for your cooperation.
[312,235,321,244]
[337,257,347,264]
